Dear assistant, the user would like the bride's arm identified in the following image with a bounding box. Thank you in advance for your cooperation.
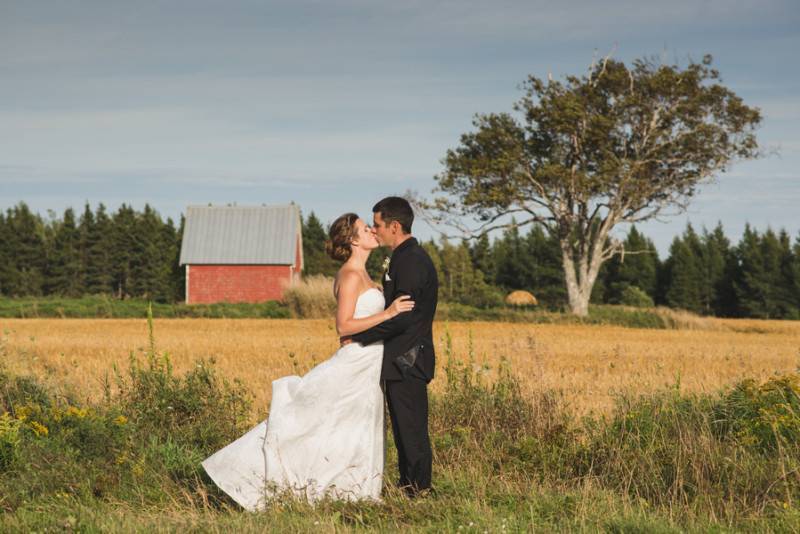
[335,272,413,337]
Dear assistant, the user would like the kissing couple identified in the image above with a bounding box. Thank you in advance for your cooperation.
[202,196,439,508]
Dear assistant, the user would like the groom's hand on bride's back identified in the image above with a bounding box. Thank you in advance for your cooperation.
[388,295,415,318]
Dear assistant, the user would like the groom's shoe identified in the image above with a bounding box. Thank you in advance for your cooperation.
[401,484,435,499]
[413,487,436,499]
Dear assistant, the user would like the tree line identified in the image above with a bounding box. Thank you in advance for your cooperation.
[303,212,800,320]
[0,203,184,302]
[2,202,799,319]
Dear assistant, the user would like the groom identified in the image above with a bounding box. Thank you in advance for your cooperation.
[345,196,438,497]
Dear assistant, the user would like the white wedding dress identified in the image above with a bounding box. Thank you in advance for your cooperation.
[201,288,385,510]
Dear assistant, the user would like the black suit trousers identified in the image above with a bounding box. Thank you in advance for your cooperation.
[384,374,432,494]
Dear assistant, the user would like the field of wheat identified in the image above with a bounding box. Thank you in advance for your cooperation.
[2,316,798,417]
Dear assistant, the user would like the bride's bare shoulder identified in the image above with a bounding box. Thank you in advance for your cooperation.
[333,267,360,298]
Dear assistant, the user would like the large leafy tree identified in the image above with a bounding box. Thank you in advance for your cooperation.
[422,55,761,315]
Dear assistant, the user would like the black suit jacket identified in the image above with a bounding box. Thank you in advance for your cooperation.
[352,237,438,382]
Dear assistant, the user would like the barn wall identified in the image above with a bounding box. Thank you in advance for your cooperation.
[187,264,291,304]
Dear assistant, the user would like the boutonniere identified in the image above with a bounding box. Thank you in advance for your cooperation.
[382,257,391,281]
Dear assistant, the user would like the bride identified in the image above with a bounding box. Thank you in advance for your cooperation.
[201,213,413,509]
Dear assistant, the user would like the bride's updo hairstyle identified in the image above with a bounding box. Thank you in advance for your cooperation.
[325,212,360,262]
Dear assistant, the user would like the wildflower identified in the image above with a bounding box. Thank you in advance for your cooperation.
[114,415,128,426]
[66,406,88,419]
[30,421,49,437]
[15,405,33,420]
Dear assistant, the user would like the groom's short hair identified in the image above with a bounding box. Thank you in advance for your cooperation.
[373,196,413,234]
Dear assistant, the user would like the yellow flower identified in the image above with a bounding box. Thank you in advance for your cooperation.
[30,421,49,437]
[114,415,128,426]
[66,406,88,419]
[15,405,33,420]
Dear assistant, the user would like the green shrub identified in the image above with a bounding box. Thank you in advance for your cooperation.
[577,375,800,517]
[114,308,253,452]
[619,285,655,308]
[586,305,665,328]
[431,329,574,480]
[713,373,800,453]
[0,295,290,319]
[115,353,252,452]
[0,308,255,509]
[0,371,52,413]
[0,412,21,470]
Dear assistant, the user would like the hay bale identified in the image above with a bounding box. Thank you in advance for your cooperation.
[505,290,538,307]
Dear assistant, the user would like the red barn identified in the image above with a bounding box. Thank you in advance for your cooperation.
[179,204,303,304]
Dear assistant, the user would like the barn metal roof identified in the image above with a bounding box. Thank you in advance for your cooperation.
[179,204,302,265]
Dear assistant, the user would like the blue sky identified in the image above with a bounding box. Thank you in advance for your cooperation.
[1,0,798,255]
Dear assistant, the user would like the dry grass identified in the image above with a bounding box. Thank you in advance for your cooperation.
[282,275,337,318]
[505,290,538,306]
[2,317,798,417]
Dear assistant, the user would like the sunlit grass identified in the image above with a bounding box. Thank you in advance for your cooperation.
[2,317,798,417]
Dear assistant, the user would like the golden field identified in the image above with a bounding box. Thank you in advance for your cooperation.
[1,317,799,417]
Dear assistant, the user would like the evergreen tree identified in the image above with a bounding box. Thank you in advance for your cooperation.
[78,203,95,292]
[132,204,171,301]
[435,238,501,307]
[6,203,46,296]
[793,233,800,316]
[773,229,797,318]
[301,212,339,277]
[493,224,528,290]
[705,223,737,316]
[173,214,186,302]
[663,226,704,312]
[733,225,772,318]
[158,216,180,302]
[422,240,442,277]
[469,234,494,282]
[0,212,10,295]
[523,226,565,307]
[46,207,83,296]
[602,226,659,304]
[110,204,137,298]
[85,204,114,294]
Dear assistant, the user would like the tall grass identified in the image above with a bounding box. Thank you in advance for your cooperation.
[282,275,337,319]
[1,317,799,530]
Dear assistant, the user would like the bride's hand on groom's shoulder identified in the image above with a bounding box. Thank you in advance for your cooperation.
[387,295,415,318]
